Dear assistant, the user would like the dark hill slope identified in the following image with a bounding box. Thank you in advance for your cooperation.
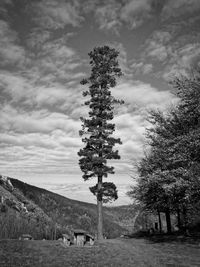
[0,176,52,239]
[104,205,140,232]
[10,178,126,238]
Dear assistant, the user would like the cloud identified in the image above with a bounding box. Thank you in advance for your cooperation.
[130,62,153,75]
[162,0,200,20]
[147,43,169,61]
[110,79,176,168]
[0,2,86,185]
[0,133,57,149]
[0,20,28,68]
[31,0,83,30]
[0,0,13,15]
[31,83,85,115]
[0,104,81,135]
[152,31,172,43]
[106,42,131,75]
[163,43,200,80]
[142,63,153,74]
[0,101,82,181]
[120,0,152,29]
[0,141,81,185]
[0,71,33,104]
[114,113,147,160]
[0,131,81,152]
[113,80,174,109]
[0,70,85,115]
[0,104,82,181]
[141,23,200,80]
[143,30,173,62]
[26,29,51,51]
[93,0,165,33]
[95,1,122,34]
[27,34,84,84]
[41,40,76,58]
[178,44,200,68]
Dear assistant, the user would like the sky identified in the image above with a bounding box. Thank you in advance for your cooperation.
[0,0,200,205]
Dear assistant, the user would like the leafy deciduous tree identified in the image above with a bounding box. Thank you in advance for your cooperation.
[128,72,200,233]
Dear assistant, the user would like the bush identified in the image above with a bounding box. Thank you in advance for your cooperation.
[0,204,8,212]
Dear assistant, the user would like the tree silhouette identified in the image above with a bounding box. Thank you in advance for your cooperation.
[78,46,123,240]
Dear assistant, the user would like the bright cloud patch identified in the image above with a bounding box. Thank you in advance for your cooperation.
[113,80,174,108]
[111,80,175,164]
[120,0,152,29]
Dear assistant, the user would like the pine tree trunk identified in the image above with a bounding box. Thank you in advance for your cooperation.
[54,224,57,240]
[177,208,182,230]
[158,210,162,233]
[182,206,188,231]
[165,208,172,234]
[97,175,103,240]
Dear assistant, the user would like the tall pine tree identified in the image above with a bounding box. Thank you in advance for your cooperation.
[78,46,123,240]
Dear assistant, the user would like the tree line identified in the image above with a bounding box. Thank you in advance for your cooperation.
[128,72,200,233]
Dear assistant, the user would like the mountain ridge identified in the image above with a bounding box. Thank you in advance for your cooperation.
[0,174,136,239]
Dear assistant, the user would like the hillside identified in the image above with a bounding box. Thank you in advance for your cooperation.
[0,175,136,239]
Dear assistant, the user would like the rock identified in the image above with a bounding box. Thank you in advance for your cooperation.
[0,175,14,191]
[19,234,33,240]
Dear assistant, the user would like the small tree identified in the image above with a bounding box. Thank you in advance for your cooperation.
[78,46,123,240]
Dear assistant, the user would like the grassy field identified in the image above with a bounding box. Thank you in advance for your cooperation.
[0,237,200,267]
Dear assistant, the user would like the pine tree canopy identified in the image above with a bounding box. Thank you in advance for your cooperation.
[78,46,123,181]
[89,182,118,203]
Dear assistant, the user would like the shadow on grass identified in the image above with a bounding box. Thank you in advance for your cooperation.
[125,231,200,244]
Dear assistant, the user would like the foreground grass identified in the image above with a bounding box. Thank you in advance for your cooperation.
[0,237,200,267]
